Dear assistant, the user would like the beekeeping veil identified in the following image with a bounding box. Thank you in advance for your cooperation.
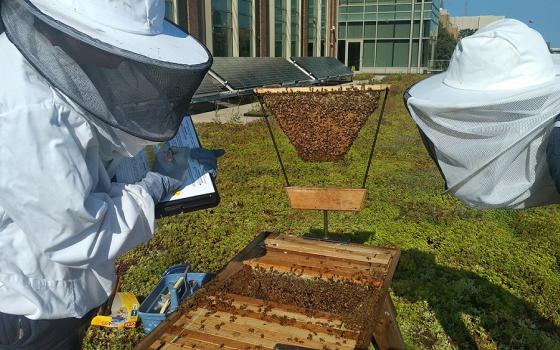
[405,19,560,209]
[0,0,212,142]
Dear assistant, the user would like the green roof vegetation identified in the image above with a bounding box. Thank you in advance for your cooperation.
[84,74,560,349]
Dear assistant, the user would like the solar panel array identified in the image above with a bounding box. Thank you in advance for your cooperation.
[191,57,354,103]
[291,57,352,81]
[194,74,228,96]
[210,57,312,90]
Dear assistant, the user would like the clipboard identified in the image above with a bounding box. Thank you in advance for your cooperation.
[115,116,220,218]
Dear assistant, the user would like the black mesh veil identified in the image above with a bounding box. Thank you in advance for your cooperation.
[0,0,212,141]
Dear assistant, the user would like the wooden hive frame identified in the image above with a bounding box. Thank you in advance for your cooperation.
[135,233,404,350]
[254,84,392,95]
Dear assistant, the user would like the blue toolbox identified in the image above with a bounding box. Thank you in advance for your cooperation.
[138,264,210,333]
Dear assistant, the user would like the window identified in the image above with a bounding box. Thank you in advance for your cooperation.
[275,0,287,57]
[165,0,175,22]
[291,0,300,56]
[320,0,326,56]
[347,22,363,39]
[308,0,317,55]
[239,0,252,57]
[363,40,375,67]
[337,40,346,63]
[212,0,233,56]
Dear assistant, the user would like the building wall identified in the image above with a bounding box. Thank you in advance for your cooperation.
[337,0,441,74]
[439,8,458,38]
[165,0,337,58]
[449,15,504,31]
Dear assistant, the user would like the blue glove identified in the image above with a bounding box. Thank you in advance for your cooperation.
[154,143,190,182]
[155,143,225,180]
[190,148,225,179]
[136,171,182,203]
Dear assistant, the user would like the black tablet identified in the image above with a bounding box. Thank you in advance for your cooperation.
[115,116,220,218]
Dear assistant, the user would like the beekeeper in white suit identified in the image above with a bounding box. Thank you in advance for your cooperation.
[0,0,216,348]
[406,19,560,209]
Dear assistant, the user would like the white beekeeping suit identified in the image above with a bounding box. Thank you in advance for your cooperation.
[0,0,211,348]
[406,19,560,209]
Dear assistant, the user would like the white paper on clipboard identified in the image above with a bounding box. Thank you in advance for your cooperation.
[115,116,216,202]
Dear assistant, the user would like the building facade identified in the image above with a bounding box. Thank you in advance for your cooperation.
[449,15,504,32]
[164,0,338,58]
[439,8,458,38]
[337,0,441,73]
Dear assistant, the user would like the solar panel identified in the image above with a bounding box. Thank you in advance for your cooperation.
[194,73,228,97]
[291,57,353,82]
[211,57,312,90]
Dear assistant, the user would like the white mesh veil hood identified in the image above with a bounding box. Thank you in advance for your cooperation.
[406,19,560,209]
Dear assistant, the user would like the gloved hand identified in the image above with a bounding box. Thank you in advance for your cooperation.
[190,147,226,179]
[155,143,225,180]
[136,171,183,203]
[154,143,190,182]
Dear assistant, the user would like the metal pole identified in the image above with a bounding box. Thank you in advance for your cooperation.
[323,210,329,239]
[362,87,389,188]
[259,101,291,187]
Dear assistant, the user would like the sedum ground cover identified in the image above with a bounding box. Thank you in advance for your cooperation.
[84,75,560,349]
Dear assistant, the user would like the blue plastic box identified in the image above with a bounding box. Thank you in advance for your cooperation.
[138,264,210,333]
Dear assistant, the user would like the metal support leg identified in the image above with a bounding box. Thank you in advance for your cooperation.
[362,87,390,189]
[259,101,290,187]
[323,210,329,240]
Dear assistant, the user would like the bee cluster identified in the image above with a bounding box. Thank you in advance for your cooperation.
[259,88,381,162]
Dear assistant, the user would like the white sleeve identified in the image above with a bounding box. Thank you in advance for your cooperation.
[0,102,155,268]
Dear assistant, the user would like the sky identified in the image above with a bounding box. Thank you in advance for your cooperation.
[444,0,560,48]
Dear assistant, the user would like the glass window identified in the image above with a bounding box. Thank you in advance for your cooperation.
[394,23,411,38]
[378,4,395,12]
[308,0,317,55]
[364,22,375,38]
[347,13,364,21]
[165,0,175,21]
[422,39,430,66]
[291,0,300,56]
[337,40,346,63]
[411,41,419,67]
[347,22,363,39]
[396,4,411,11]
[363,40,375,67]
[347,5,365,13]
[275,0,287,57]
[338,22,347,39]
[238,0,252,57]
[377,23,394,38]
[376,41,393,67]
[321,0,326,56]
[413,21,420,36]
[395,11,411,20]
[378,12,395,20]
[364,12,377,21]
[393,41,409,67]
[212,0,233,56]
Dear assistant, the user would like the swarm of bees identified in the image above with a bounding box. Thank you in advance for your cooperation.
[258,88,381,162]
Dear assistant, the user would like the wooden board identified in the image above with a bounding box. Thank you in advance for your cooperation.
[135,234,400,350]
[254,84,391,94]
[285,187,368,212]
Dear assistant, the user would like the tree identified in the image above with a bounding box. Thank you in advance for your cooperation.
[435,27,458,62]
[459,28,477,40]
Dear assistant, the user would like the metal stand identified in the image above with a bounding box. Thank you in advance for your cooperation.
[256,87,390,244]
